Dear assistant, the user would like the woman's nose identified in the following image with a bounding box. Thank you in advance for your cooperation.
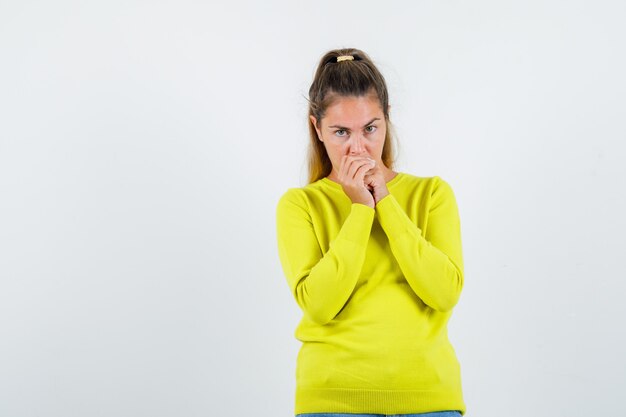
[348,135,365,155]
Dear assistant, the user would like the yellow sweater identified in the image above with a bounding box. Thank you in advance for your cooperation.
[275,172,466,416]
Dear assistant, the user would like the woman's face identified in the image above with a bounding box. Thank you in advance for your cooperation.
[310,94,389,179]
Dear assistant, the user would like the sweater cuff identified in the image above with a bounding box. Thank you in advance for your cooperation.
[338,203,375,245]
[376,193,419,241]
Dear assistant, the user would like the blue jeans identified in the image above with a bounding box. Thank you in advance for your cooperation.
[296,412,462,417]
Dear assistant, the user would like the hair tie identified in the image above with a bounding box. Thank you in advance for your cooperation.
[336,55,354,62]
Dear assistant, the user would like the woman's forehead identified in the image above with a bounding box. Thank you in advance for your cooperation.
[323,95,383,126]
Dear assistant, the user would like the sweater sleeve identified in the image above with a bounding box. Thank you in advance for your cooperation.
[276,189,375,325]
[375,176,464,312]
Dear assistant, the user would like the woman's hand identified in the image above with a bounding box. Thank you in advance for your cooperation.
[363,160,390,205]
[336,155,376,209]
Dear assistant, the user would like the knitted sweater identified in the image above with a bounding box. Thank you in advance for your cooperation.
[275,172,466,416]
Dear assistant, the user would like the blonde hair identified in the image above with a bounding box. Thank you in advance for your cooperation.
[306,47,397,184]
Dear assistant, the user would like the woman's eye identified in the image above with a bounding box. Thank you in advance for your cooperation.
[365,125,376,133]
[335,129,347,137]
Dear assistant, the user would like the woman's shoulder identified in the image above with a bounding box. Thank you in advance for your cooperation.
[393,171,440,188]
[392,173,458,203]
[276,186,308,208]
[276,179,328,206]
[279,176,341,200]
[276,176,348,217]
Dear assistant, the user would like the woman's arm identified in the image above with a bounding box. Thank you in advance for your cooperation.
[375,176,464,312]
[276,188,375,325]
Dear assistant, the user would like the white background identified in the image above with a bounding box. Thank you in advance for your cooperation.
[1,1,625,416]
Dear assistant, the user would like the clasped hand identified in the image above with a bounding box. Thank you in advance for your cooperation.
[335,155,390,209]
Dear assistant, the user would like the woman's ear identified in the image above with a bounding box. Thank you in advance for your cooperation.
[309,115,323,142]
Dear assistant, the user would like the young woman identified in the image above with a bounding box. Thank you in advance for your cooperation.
[276,48,466,417]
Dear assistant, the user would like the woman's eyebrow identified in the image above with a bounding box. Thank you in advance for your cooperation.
[328,117,380,129]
